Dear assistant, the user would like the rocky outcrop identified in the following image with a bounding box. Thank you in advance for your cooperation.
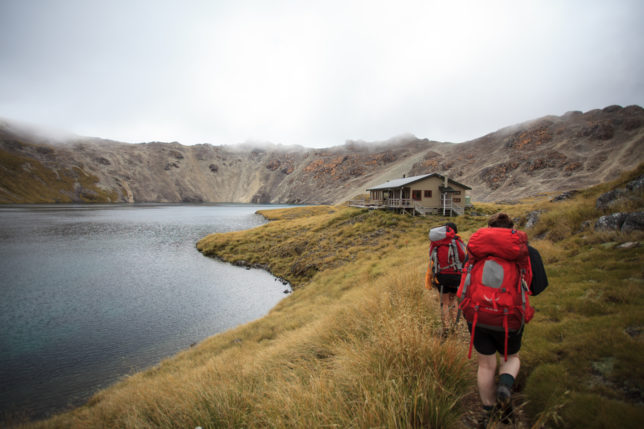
[594,175,644,233]
[596,175,644,211]
[595,213,629,231]
[622,212,644,233]
[626,175,644,192]
[524,211,543,229]
[551,190,579,202]
[595,212,644,233]
[415,106,644,202]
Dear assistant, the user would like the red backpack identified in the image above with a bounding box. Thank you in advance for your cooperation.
[457,227,534,360]
[429,226,467,277]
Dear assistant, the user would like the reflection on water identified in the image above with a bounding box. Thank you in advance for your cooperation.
[0,204,291,420]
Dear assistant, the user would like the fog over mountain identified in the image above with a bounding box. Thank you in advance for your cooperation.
[3,1,644,148]
[1,105,643,205]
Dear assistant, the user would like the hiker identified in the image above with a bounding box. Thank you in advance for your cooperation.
[458,213,548,427]
[425,222,467,336]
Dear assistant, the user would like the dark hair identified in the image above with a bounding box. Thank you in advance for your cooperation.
[488,212,514,229]
[445,222,458,233]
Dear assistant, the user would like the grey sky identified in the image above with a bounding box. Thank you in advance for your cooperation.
[1,0,643,148]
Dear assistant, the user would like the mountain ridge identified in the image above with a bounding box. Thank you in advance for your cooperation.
[1,105,643,204]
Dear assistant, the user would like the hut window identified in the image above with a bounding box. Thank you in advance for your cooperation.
[412,190,422,200]
[454,198,461,203]
[424,190,432,198]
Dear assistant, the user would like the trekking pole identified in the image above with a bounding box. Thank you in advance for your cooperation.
[439,284,445,336]
[453,307,462,332]
[453,276,464,334]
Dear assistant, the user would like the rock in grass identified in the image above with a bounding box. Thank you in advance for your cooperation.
[596,189,627,210]
[621,211,644,233]
[595,213,627,231]
[594,211,644,232]
[551,190,579,202]
[616,241,640,249]
[625,175,644,192]
[525,210,542,228]
[596,176,643,211]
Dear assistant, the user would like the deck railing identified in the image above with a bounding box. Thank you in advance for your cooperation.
[385,198,412,207]
[414,203,464,216]
[350,200,464,216]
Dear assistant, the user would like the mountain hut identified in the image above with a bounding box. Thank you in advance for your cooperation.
[364,173,471,216]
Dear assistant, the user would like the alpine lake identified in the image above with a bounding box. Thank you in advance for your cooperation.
[0,203,293,420]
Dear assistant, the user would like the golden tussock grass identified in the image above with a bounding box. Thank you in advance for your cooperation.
[27,265,471,429]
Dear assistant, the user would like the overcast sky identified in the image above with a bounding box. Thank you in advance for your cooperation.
[1,0,643,147]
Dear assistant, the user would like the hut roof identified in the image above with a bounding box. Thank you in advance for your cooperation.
[367,173,471,191]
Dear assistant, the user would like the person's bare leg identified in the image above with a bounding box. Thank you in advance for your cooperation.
[477,353,498,406]
[447,293,457,326]
[440,293,451,330]
[498,353,520,379]
[497,353,520,406]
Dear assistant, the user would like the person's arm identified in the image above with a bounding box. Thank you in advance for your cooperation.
[528,245,548,296]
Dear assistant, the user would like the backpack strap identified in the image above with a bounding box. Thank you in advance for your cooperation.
[520,269,529,327]
[446,244,454,270]
[468,306,479,359]
[503,309,509,361]
[430,247,439,275]
[449,240,462,271]
[460,263,473,297]
[456,238,467,259]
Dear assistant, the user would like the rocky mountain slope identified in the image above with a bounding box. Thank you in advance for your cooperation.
[406,105,644,202]
[1,105,643,204]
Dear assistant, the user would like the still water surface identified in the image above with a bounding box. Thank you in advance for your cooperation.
[0,204,291,419]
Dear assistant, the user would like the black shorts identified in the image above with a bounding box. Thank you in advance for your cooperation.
[436,273,461,294]
[467,324,524,356]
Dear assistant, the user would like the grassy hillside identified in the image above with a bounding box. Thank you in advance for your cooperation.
[0,148,119,203]
[17,166,644,428]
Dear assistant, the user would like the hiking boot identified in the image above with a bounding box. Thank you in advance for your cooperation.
[476,416,489,429]
[476,405,497,429]
[496,384,514,424]
[476,410,491,429]
[496,384,512,408]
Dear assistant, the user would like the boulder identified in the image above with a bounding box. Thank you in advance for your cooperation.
[595,213,627,231]
[551,190,579,202]
[626,175,644,192]
[525,210,542,228]
[596,176,643,211]
[596,189,627,211]
[616,241,640,249]
[622,212,644,233]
